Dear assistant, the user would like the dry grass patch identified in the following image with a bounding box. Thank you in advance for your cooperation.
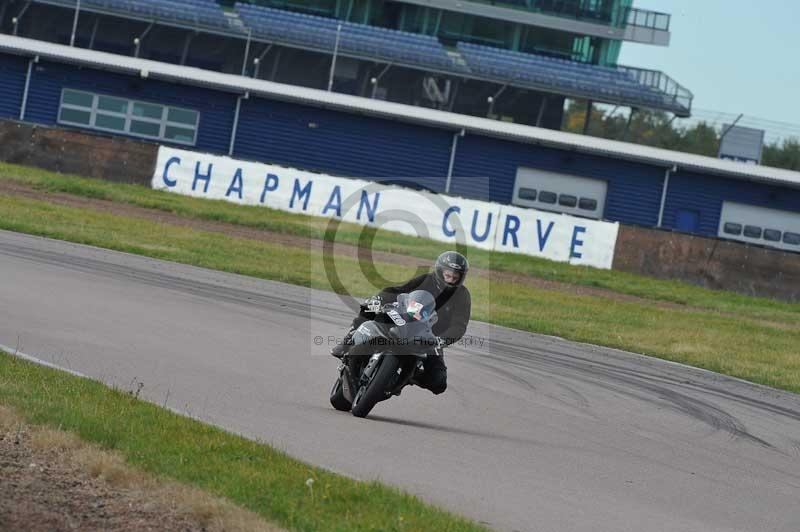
[1,405,282,532]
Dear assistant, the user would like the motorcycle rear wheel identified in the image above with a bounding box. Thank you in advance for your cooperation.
[329,375,352,411]
[351,354,400,418]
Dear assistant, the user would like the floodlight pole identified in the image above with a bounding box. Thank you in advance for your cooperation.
[180,31,198,65]
[69,0,81,47]
[133,22,154,58]
[717,113,744,156]
[252,44,273,79]
[369,63,392,98]
[535,95,549,127]
[88,16,100,49]
[12,1,32,36]
[446,79,460,111]
[241,28,252,76]
[486,84,507,117]
[623,107,637,141]
[582,99,593,134]
[328,23,342,92]
[269,49,282,80]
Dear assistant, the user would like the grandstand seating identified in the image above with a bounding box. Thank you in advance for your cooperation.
[29,0,688,114]
[456,42,677,111]
[234,3,684,113]
[40,0,237,32]
[235,3,467,73]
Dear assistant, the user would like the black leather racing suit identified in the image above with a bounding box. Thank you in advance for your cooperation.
[350,273,471,394]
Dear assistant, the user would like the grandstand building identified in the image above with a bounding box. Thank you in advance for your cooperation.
[1,32,799,253]
[2,0,692,130]
[1,2,798,254]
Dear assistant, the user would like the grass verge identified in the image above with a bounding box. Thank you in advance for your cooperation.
[0,403,282,532]
[0,350,487,531]
[0,191,798,393]
[2,161,798,322]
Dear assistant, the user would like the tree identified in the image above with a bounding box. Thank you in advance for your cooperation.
[559,100,799,171]
[762,138,800,171]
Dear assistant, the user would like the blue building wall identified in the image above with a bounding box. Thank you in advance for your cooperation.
[451,135,667,227]
[0,54,27,120]
[23,60,237,154]
[234,96,452,190]
[1,51,799,239]
[663,170,800,234]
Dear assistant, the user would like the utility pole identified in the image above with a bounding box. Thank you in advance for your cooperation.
[327,23,342,92]
[69,0,81,47]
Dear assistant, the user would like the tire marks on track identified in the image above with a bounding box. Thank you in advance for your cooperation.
[463,337,788,449]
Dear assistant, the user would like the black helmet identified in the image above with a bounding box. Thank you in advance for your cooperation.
[434,251,468,290]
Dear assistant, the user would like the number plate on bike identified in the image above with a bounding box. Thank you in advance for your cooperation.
[387,309,406,326]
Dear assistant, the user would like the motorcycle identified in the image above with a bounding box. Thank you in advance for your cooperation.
[329,292,441,418]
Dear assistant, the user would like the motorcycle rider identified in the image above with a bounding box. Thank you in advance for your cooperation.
[331,251,471,395]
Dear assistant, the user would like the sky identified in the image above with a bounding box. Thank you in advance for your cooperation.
[618,0,800,127]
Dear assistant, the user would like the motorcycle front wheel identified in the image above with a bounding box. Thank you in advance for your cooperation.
[351,354,400,418]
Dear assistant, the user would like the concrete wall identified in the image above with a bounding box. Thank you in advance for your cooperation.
[1,119,798,302]
[613,225,800,302]
[0,120,155,185]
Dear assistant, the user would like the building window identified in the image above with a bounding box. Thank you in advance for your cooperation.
[538,191,557,204]
[743,225,762,238]
[723,222,742,235]
[558,194,577,207]
[578,198,597,211]
[763,229,782,242]
[517,187,537,201]
[58,107,91,125]
[58,89,199,145]
[784,232,800,245]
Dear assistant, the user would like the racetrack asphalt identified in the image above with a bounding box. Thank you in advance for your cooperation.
[1,229,799,532]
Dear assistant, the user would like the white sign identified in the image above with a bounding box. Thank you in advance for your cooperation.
[718,124,764,164]
[152,147,620,268]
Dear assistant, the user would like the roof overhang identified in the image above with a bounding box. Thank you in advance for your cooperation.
[391,0,670,46]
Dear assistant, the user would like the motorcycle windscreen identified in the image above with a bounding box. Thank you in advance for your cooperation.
[395,293,438,326]
[353,320,389,346]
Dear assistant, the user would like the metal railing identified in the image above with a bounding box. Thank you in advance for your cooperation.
[622,6,670,31]
[469,0,671,31]
[29,0,245,36]
[617,65,693,115]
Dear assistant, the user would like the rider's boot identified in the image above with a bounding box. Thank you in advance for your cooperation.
[330,327,355,359]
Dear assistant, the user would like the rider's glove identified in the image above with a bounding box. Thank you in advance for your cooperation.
[363,295,383,313]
